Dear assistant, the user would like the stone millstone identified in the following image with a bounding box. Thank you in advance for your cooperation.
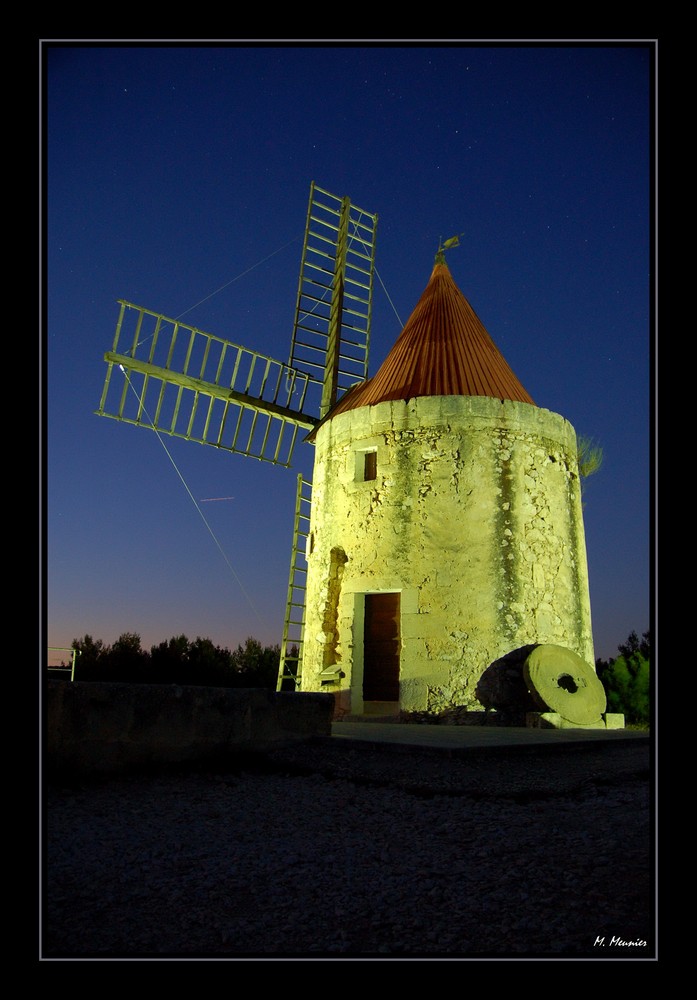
[523,645,607,725]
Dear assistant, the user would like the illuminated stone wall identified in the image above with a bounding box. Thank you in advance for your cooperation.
[302,395,594,715]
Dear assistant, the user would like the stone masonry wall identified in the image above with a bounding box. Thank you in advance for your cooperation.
[303,396,594,715]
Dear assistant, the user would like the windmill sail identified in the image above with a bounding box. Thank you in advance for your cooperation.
[96,184,378,464]
[95,183,378,693]
[97,301,317,467]
[288,183,378,418]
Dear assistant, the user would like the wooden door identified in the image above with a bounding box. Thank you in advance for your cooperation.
[363,592,400,702]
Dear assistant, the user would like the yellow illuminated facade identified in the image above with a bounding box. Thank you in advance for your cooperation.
[302,394,594,716]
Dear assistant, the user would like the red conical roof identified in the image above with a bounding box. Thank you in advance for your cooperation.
[328,261,534,418]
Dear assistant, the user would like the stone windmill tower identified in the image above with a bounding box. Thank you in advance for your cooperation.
[97,184,598,723]
[299,247,595,718]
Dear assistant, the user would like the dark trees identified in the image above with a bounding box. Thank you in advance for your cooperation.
[66,633,280,689]
[596,630,651,726]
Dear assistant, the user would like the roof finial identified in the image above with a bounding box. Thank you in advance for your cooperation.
[435,233,464,265]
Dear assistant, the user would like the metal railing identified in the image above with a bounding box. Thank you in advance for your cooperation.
[47,647,80,682]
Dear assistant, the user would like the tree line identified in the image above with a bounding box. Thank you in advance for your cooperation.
[56,633,282,689]
[595,630,651,727]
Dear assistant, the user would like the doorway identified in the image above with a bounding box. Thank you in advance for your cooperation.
[363,592,401,702]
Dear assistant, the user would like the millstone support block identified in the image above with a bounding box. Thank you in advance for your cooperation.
[527,712,607,730]
[523,645,607,726]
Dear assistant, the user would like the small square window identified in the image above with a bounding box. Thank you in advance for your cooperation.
[364,451,377,481]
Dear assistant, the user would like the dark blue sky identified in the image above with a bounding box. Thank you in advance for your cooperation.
[45,41,653,663]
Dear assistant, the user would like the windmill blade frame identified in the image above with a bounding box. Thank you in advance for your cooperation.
[97,300,317,467]
[288,182,378,418]
[95,183,379,692]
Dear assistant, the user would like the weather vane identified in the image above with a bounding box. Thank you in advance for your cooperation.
[435,233,464,264]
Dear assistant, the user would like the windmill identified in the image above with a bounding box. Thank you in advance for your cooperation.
[97,183,598,725]
[96,183,379,693]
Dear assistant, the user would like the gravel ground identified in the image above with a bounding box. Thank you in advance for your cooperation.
[42,737,654,961]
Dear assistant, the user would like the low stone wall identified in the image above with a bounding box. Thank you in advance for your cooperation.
[46,681,334,776]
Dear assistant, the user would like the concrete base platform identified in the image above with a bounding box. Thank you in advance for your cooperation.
[331,720,648,750]
[265,722,651,799]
